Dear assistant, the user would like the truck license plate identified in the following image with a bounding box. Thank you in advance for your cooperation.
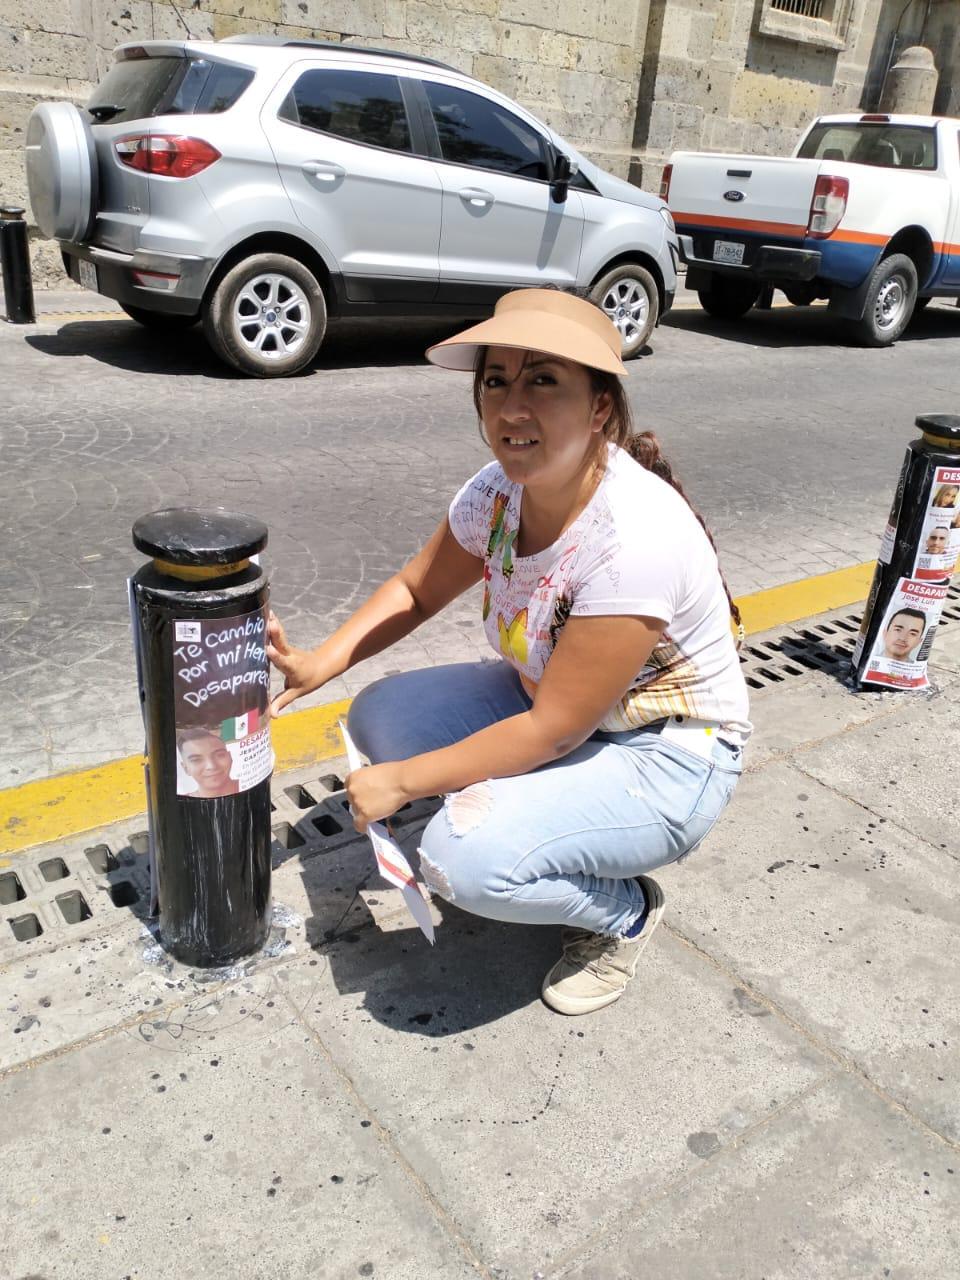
[712,239,745,266]
[78,259,98,291]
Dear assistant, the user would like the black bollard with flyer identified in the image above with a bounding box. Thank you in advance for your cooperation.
[130,508,273,967]
[852,414,960,691]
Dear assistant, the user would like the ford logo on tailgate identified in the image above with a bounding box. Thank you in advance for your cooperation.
[723,190,745,202]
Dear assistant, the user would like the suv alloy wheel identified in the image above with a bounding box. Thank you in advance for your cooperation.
[590,263,659,357]
[202,252,327,377]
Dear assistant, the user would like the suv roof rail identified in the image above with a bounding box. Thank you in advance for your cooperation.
[218,34,461,74]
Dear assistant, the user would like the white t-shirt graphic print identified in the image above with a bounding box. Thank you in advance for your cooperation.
[448,444,752,745]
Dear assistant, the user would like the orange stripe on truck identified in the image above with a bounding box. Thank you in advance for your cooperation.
[671,210,807,238]
[827,228,888,246]
[674,212,960,258]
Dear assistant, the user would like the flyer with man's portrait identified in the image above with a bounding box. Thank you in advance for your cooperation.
[860,577,949,690]
[172,607,273,799]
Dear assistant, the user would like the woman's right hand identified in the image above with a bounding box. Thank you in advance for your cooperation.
[266,611,325,716]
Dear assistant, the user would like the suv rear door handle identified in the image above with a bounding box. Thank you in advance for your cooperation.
[458,187,494,209]
[301,160,345,182]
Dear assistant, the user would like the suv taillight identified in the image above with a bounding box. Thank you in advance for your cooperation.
[807,174,848,238]
[115,134,221,178]
[660,163,673,202]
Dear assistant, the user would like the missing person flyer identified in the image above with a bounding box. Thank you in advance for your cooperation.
[172,608,273,798]
[912,466,960,581]
[859,578,949,690]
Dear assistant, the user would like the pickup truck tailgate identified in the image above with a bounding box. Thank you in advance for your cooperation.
[669,154,820,240]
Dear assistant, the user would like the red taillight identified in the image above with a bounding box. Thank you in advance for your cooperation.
[807,174,849,238]
[859,114,890,123]
[659,162,673,202]
[115,134,221,178]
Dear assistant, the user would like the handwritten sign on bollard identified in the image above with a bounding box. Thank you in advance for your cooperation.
[173,611,272,798]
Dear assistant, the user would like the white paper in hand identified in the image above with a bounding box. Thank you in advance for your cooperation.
[340,721,435,945]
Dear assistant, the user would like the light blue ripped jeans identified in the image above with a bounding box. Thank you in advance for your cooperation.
[347,660,742,938]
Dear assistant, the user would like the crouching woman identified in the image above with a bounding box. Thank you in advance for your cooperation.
[268,289,750,1015]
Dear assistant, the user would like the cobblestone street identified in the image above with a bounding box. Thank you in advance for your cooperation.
[3,291,960,785]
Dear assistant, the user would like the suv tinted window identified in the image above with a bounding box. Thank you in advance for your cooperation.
[424,82,548,180]
[278,69,412,152]
[87,56,253,123]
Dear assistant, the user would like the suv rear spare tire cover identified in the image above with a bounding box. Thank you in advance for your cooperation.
[26,102,98,241]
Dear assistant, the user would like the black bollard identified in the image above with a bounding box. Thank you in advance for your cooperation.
[130,508,273,967]
[852,414,960,690]
[0,207,36,324]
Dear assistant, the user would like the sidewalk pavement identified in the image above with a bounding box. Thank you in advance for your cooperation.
[1,603,958,1279]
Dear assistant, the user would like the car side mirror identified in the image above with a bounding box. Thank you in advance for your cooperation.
[551,152,577,204]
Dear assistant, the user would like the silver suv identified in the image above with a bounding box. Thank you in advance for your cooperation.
[26,37,678,377]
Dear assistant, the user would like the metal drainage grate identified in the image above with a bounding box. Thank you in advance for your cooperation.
[0,763,439,958]
[739,579,960,691]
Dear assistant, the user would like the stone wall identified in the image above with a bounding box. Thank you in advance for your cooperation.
[629,0,890,189]
[3,0,958,289]
[920,0,960,117]
[0,0,649,286]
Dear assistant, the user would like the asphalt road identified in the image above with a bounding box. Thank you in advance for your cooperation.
[2,290,959,786]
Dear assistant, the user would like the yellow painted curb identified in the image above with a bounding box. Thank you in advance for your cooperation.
[0,755,147,866]
[0,698,351,858]
[738,561,875,636]
[0,564,877,856]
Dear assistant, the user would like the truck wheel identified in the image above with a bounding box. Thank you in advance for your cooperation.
[590,264,659,358]
[202,253,326,377]
[697,277,760,320]
[121,304,199,331]
[850,253,918,347]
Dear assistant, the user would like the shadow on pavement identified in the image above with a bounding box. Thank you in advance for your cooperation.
[663,301,960,349]
[298,844,557,1037]
[24,313,483,376]
[25,320,233,377]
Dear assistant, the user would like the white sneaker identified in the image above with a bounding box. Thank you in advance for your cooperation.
[541,877,665,1016]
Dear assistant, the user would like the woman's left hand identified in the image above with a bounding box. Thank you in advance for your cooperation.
[345,763,409,834]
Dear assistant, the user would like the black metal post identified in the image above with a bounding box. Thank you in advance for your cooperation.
[130,508,273,967]
[0,207,36,325]
[853,414,960,690]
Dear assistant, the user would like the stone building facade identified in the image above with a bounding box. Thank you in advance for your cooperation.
[628,0,960,189]
[0,0,957,286]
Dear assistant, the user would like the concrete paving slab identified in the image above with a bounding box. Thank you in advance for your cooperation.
[656,761,960,1145]
[558,1071,960,1280]
[745,671,911,769]
[0,807,431,1067]
[0,919,299,1071]
[284,855,831,1279]
[4,605,960,1277]
[793,685,960,860]
[0,981,480,1280]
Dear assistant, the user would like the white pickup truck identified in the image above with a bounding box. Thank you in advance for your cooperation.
[664,112,960,346]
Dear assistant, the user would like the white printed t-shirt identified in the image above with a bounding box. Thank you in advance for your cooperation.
[448,443,752,745]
